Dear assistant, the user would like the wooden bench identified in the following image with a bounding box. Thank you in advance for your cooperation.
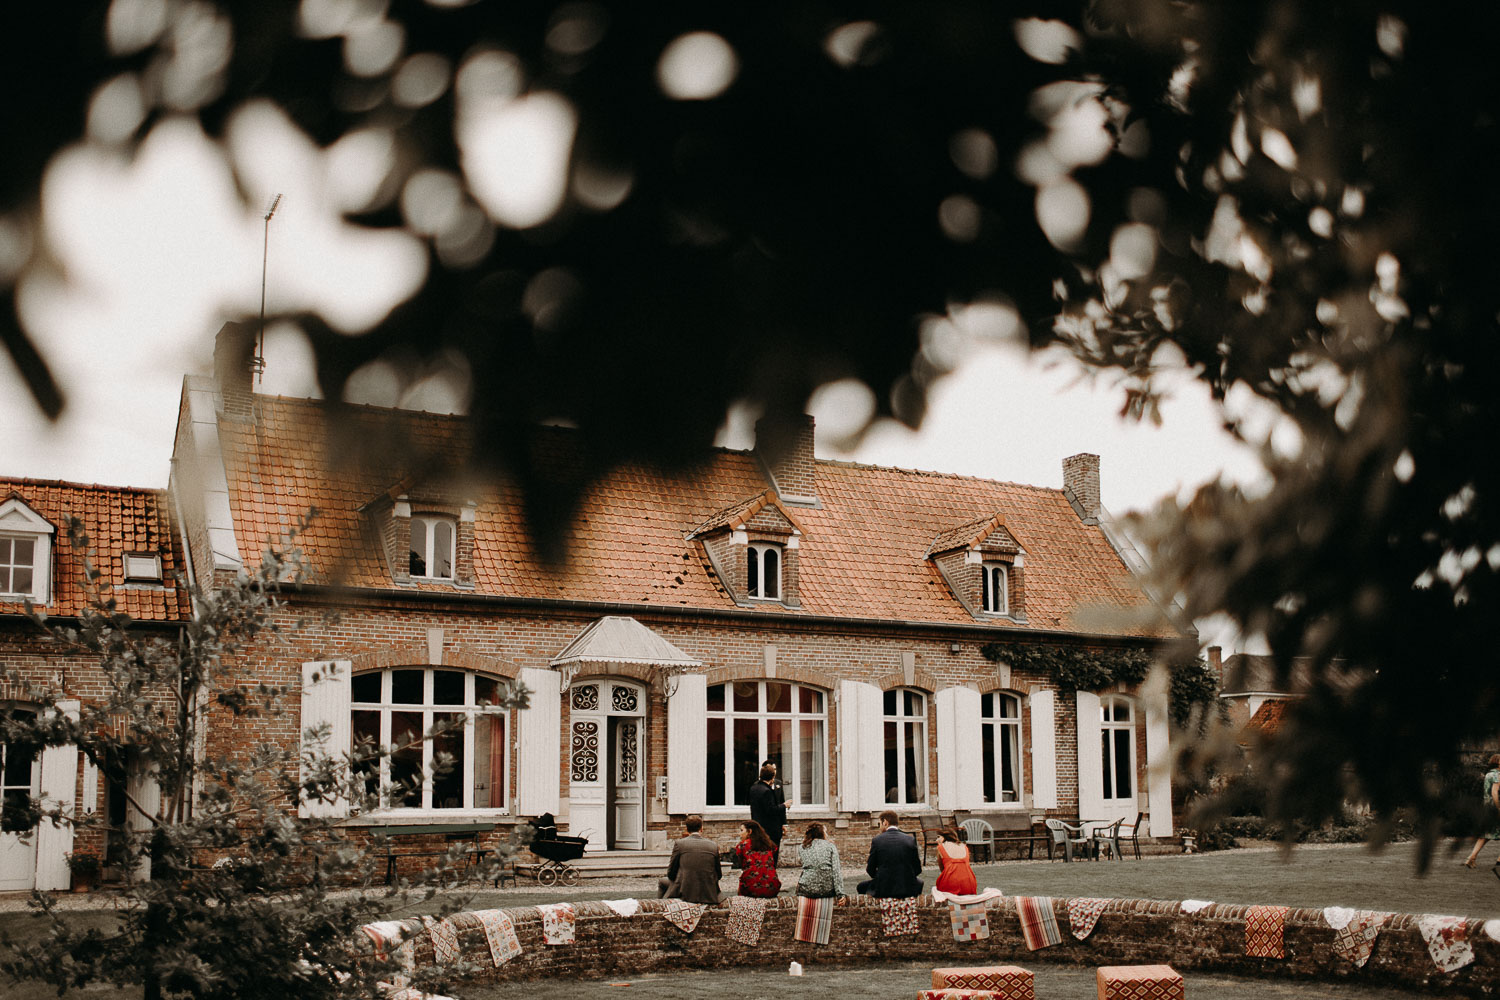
[365,822,502,885]
[963,813,1051,861]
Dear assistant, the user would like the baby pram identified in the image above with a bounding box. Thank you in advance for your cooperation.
[525,813,588,886]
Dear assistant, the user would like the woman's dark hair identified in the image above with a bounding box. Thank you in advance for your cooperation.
[802,822,826,848]
[742,820,775,853]
[1489,753,1500,768]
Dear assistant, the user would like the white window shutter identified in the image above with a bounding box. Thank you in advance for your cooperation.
[837,679,885,812]
[1145,687,1174,837]
[1028,689,1058,809]
[935,686,983,811]
[517,667,561,816]
[1074,690,1105,820]
[666,673,707,813]
[126,757,161,881]
[299,660,352,818]
[34,699,80,891]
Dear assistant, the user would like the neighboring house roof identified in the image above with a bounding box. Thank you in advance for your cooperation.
[1243,698,1291,739]
[211,394,1177,639]
[1219,654,1315,696]
[0,478,191,622]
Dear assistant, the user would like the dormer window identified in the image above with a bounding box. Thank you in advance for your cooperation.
[409,515,455,580]
[1,536,36,596]
[123,552,163,583]
[981,562,1008,614]
[747,543,781,600]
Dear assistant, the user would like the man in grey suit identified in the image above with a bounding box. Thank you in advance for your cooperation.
[856,809,923,898]
[657,814,723,905]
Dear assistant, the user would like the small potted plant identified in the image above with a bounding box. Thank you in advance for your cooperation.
[66,849,102,892]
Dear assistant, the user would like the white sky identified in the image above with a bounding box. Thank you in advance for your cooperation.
[0,109,1271,648]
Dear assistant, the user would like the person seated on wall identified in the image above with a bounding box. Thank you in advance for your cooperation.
[856,810,923,898]
[734,820,783,897]
[796,822,846,901]
[934,828,977,895]
[657,814,723,905]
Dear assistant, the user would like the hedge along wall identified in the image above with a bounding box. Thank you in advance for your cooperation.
[391,895,1500,996]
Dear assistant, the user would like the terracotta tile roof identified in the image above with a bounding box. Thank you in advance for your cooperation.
[0,478,191,622]
[690,489,803,537]
[215,395,1178,639]
[1244,698,1291,738]
[926,512,1020,556]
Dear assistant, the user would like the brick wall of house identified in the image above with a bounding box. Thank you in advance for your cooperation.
[196,595,1167,855]
[386,897,1500,995]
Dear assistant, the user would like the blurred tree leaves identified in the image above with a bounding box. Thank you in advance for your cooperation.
[3,1,1499,835]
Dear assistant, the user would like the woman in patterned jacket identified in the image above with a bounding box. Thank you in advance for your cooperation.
[795,822,845,898]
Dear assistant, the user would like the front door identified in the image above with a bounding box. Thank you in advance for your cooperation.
[567,679,646,851]
[0,713,40,891]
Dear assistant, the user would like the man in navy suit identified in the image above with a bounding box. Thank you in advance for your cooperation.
[856,809,923,898]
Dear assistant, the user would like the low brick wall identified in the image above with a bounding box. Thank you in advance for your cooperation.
[390,895,1499,995]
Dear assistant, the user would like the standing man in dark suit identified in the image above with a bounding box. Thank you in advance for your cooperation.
[657,814,723,905]
[747,762,787,866]
[856,809,924,898]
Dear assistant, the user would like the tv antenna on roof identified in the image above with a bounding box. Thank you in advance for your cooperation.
[256,192,283,387]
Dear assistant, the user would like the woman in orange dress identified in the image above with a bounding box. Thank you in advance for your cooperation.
[934,829,978,895]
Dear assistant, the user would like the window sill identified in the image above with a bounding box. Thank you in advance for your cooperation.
[342,809,512,826]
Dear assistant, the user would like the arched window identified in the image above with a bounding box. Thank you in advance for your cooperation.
[1100,695,1136,803]
[705,681,825,807]
[747,544,781,599]
[409,515,456,579]
[980,691,1023,803]
[0,708,39,834]
[349,668,509,811]
[883,688,927,805]
[981,563,1008,614]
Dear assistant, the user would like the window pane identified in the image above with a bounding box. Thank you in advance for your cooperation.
[432,712,465,809]
[1114,728,1133,798]
[706,718,726,806]
[765,682,790,713]
[409,519,428,577]
[883,720,899,802]
[732,718,758,805]
[1100,734,1113,801]
[999,694,1018,718]
[3,740,36,786]
[799,718,825,805]
[981,693,994,719]
[707,684,725,712]
[904,721,925,803]
[391,669,423,704]
[763,547,779,598]
[766,719,788,784]
[351,672,381,703]
[351,710,381,799]
[904,690,922,716]
[12,567,31,592]
[474,714,505,808]
[13,538,33,563]
[433,670,464,705]
[1115,702,1131,722]
[733,681,758,712]
[433,520,454,578]
[883,689,896,715]
[0,538,10,561]
[391,710,424,807]
[981,722,996,803]
[1001,721,1018,801]
[475,675,500,706]
[799,686,822,713]
[747,549,759,595]
[982,565,991,610]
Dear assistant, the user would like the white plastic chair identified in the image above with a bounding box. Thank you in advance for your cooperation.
[958,818,994,864]
[1044,818,1090,862]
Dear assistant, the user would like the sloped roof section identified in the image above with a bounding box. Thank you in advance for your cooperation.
[551,616,703,668]
[926,512,1023,557]
[690,489,803,537]
[212,394,1179,639]
[1243,698,1291,739]
[0,478,191,622]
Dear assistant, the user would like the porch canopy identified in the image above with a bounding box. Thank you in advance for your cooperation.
[549,615,703,686]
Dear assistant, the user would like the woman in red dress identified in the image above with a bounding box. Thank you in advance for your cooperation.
[934,829,978,895]
[734,821,782,897]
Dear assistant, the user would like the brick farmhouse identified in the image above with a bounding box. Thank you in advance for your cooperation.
[0,326,1186,888]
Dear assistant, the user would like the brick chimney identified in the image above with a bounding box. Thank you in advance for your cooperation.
[754,414,818,506]
[1208,645,1223,684]
[213,321,256,420]
[1062,452,1101,524]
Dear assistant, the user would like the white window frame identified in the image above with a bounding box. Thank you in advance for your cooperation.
[123,552,163,583]
[746,543,781,600]
[704,680,827,811]
[349,667,509,815]
[0,497,53,605]
[980,691,1024,804]
[408,515,456,580]
[981,562,1008,614]
[882,688,928,807]
[1100,695,1137,805]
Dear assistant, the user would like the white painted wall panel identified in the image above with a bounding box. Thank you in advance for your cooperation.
[666,673,707,814]
[1029,689,1058,810]
[517,668,561,816]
